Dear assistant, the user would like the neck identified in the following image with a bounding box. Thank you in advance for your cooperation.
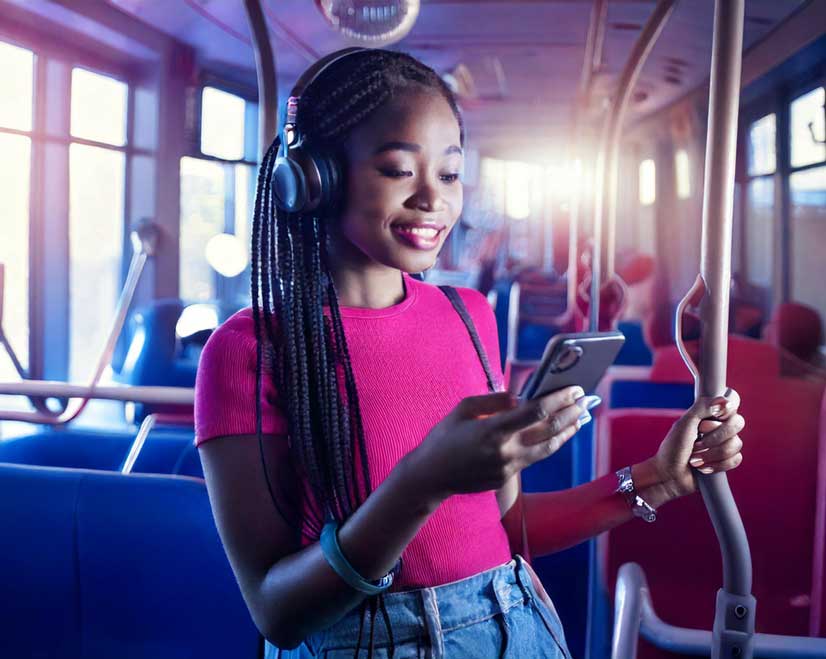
[327,229,406,309]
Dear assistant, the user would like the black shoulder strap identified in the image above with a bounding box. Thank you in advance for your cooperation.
[438,285,497,393]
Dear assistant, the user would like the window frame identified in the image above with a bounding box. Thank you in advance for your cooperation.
[0,26,141,380]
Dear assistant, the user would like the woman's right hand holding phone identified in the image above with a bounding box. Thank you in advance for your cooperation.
[405,386,591,502]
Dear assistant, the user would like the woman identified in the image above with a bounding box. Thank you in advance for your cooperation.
[195,48,744,658]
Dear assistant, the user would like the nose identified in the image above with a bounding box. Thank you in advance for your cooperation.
[408,175,446,213]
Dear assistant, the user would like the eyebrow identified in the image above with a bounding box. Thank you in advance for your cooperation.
[373,141,463,156]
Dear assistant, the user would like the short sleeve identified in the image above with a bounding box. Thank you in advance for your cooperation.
[194,310,288,447]
[455,287,506,392]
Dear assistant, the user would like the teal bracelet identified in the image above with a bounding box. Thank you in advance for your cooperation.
[320,522,395,595]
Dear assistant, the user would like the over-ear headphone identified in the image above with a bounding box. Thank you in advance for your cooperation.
[271,47,368,214]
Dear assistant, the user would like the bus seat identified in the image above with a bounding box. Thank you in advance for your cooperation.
[523,422,595,659]
[172,442,205,478]
[0,463,260,658]
[814,387,826,637]
[596,375,825,657]
[764,302,824,364]
[615,320,653,366]
[650,336,781,383]
[608,380,694,409]
[0,428,196,474]
[114,298,202,389]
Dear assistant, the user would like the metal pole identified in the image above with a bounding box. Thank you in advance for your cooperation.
[565,0,605,318]
[589,0,677,331]
[691,2,756,658]
[242,0,278,162]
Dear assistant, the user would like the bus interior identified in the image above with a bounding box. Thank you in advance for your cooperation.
[1,1,826,657]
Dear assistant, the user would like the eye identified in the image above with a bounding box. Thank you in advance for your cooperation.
[378,168,413,178]
[440,173,461,183]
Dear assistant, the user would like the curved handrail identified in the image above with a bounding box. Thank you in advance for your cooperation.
[612,563,826,658]
[0,221,159,425]
[589,0,677,331]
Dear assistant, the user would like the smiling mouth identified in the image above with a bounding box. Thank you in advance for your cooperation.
[391,223,446,250]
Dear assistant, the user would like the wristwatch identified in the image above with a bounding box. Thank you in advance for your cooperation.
[615,466,657,523]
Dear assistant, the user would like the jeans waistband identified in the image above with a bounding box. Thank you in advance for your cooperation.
[316,555,538,650]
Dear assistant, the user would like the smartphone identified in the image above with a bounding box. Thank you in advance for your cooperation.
[519,331,626,400]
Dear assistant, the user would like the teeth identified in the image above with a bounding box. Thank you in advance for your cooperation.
[398,226,439,239]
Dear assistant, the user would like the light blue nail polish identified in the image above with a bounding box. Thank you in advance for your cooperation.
[578,395,602,411]
[578,411,592,426]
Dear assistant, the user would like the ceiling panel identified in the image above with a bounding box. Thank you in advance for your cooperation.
[92,0,812,149]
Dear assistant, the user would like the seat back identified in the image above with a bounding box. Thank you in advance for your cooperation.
[650,335,781,383]
[0,428,196,474]
[596,374,825,658]
[614,320,653,366]
[507,278,568,361]
[0,464,259,658]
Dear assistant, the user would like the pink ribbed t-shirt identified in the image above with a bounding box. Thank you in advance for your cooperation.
[194,273,514,590]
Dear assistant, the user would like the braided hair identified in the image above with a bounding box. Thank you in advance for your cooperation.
[250,49,464,657]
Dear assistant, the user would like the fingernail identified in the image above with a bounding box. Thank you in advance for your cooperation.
[572,387,585,400]
[694,440,706,450]
[689,457,704,468]
[710,404,723,417]
[699,467,714,474]
[578,411,592,426]
[578,395,602,411]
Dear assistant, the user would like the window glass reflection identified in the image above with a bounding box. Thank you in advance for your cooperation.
[790,166,826,324]
[675,149,691,199]
[0,41,34,131]
[790,87,825,169]
[71,68,128,146]
[639,159,656,206]
[180,157,226,302]
[748,114,776,176]
[201,87,246,160]
[69,144,125,381]
[0,134,31,380]
[745,177,774,287]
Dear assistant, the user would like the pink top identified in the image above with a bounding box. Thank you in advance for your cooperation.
[194,274,514,590]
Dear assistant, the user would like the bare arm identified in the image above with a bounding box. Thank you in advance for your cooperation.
[513,459,669,556]
[200,434,442,649]
[495,460,666,556]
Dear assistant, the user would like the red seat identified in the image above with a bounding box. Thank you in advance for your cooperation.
[764,302,824,364]
[596,374,826,658]
[814,389,826,637]
[649,336,781,383]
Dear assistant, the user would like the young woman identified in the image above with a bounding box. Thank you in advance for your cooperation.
[194,48,745,658]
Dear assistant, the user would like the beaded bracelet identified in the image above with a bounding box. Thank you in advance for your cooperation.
[320,521,398,595]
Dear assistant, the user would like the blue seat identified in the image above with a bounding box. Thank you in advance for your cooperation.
[522,423,594,659]
[0,428,200,476]
[609,379,695,409]
[615,320,653,366]
[0,463,260,658]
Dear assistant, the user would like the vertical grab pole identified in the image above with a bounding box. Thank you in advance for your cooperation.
[694,2,756,658]
[569,0,606,320]
[243,0,278,162]
[589,0,677,331]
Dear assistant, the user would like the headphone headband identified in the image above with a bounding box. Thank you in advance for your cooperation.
[284,47,369,128]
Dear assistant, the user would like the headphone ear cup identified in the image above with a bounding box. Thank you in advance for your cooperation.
[313,151,342,215]
[272,155,308,213]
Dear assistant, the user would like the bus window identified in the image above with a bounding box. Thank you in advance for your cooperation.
[747,113,776,176]
[790,87,825,169]
[0,41,34,381]
[68,68,128,381]
[639,159,656,206]
[790,166,826,322]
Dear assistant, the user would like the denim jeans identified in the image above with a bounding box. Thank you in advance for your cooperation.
[266,555,572,658]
